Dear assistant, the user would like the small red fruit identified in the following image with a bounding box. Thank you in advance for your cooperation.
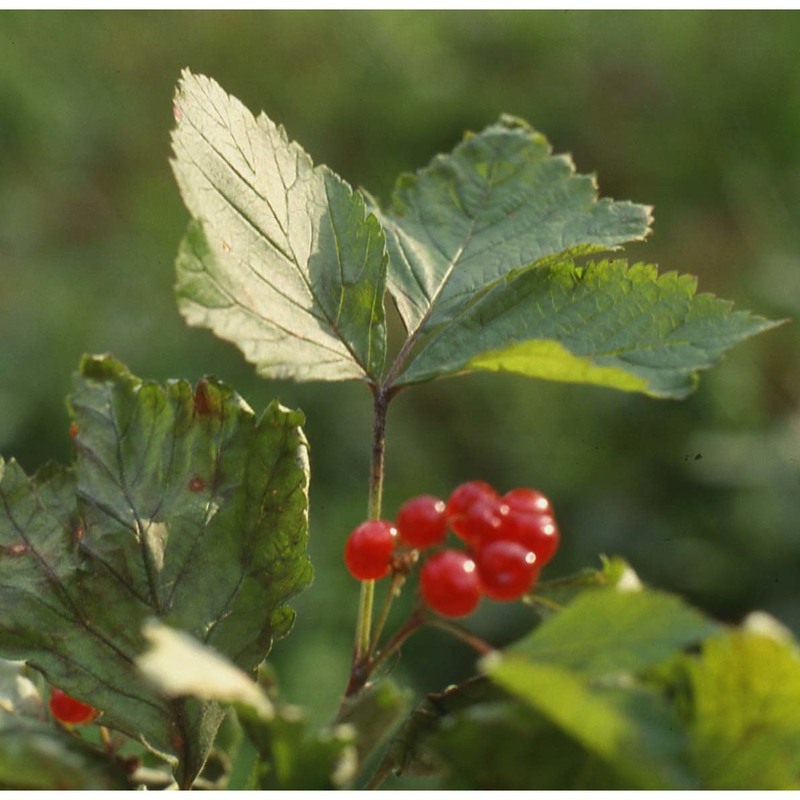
[396,495,448,549]
[500,511,560,566]
[502,488,552,516]
[476,540,539,601]
[446,481,500,541]
[344,520,397,581]
[420,549,482,618]
[454,496,509,546]
[49,688,98,725]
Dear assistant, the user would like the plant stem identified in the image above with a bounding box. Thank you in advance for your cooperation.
[369,572,404,656]
[353,385,390,662]
[425,616,495,655]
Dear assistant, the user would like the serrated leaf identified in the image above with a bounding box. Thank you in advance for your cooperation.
[378,115,652,335]
[505,586,718,675]
[172,70,387,383]
[682,629,800,789]
[0,355,311,787]
[395,258,782,397]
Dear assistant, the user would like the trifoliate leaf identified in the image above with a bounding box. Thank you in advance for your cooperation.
[0,355,311,787]
[395,258,782,397]
[172,71,387,383]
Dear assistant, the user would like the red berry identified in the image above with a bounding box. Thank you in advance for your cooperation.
[344,520,397,581]
[396,495,448,549]
[454,496,509,546]
[446,481,500,542]
[476,540,539,601]
[447,480,497,518]
[500,510,560,566]
[49,688,98,725]
[502,488,552,516]
[420,549,482,618]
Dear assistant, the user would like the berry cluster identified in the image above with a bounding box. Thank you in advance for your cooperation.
[344,481,559,618]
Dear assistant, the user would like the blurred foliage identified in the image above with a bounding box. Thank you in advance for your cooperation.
[1,10,798,725]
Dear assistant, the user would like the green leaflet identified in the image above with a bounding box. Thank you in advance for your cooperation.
[377,115,652,334]
[395,259,781,397]
[172,70,387,383]
[0,355,311,787]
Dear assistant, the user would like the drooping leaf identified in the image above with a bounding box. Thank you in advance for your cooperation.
[377,115,652,335]
[680,629,800,789]
[0,355,311,787]
[172,70,387,383]
[393,258,782,397]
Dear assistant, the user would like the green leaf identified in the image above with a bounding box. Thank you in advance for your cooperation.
[682,628,800,789]
[479,586,717,788]
[395,258,782,397]
[431,699,629,789]
[377,115,652,336]
[378,677,626,789]
[0,355,311,787]
[506,585,718,675]
[172,70,387,383]
[484,659,693,788]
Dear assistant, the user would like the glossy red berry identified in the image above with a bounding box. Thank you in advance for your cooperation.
[49,688,98,725]
[500,510,560,566]
[454,496,509,546]
[502,488,552,516]
[446,481,500,542]
[475,540,539,601]
[420,549,482,618]
[447,480,497,515]
[344,520,397,581]
[396,495,448,549]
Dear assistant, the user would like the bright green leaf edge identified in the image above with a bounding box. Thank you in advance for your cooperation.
[395,258,783,398]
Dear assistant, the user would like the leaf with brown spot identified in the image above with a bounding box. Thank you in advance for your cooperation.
[0,355,311,788]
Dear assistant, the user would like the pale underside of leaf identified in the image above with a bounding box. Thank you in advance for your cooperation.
[172,70,387,382]
[396,259,782,398]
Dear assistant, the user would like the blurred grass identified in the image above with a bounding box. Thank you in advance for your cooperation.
[1,10,798,721]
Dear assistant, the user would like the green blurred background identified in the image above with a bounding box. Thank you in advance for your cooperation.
[1,10,798,723]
